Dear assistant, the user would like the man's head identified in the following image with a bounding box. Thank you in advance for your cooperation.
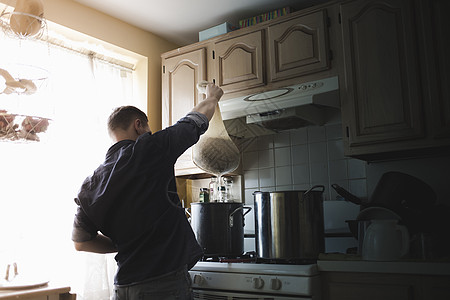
[107,106,151,142]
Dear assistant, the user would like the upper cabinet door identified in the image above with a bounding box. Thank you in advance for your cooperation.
[162,48,206,128]
[267,9,330,83]
[423,0,450,139]
[340,0,424,149]
[162,48,207,176]
[214,30,265,94]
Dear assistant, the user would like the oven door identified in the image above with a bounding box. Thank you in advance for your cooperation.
[193,289,313,300]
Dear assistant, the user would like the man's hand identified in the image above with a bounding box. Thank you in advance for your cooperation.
[206,83,223,102]
[192,83,224,121]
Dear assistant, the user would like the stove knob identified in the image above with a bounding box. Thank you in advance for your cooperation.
[253,277,265,289]
[270,278,282,290]
[193,274,204,286]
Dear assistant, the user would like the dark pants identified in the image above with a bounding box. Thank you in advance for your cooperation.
[112,266,193,300]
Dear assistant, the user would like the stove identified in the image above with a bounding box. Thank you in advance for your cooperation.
[189,260,321,299]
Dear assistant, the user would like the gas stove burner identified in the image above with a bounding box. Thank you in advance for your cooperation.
[200,252,317,265]
[256,257,317,265]
[201,251,257,263]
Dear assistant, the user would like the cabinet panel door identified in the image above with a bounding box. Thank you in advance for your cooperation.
[162,48,206,127]
[328,282,414,300]
[340,0,424,148]
[425,0,450,139]
[214,30,265,93]
[422,276,450,300]
[267,9,330,82]
[162,48,206,175]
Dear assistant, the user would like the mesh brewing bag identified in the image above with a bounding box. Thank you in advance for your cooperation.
[192,104,240,176]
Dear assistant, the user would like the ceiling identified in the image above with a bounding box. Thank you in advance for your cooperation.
[73,0,329,46]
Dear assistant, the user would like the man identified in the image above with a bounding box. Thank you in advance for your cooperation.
[72,83,224,300]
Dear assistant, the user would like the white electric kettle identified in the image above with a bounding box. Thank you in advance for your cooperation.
[362,219,409,261]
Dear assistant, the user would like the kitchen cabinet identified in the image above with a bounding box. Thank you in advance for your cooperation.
[214,30,265,94]
[162,47,207,128]
[339,0,424,157]
[267,9,330,83]
[417,0,450,139]
[318,259,450,300]
[339,0,450,160]
[321,272,450,300]
[161,46,208,176]
[214,9,332,96]
[161,3,339,176]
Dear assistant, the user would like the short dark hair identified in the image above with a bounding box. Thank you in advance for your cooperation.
[108,106,148,132]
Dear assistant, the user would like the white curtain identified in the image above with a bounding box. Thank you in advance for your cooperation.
[0,30,139,300]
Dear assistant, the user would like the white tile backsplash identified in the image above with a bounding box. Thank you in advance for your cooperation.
[242,124,368,203]
[307,126,327,142]
[309,142,328,163]
[258,149,274,168]
[257,135,274,149]
[244,169,259,189]
[310,162,328,182]
[292,164,310,185]
[290,128,308,145]
[348,158,367,179]
[273,131,291,148]
[329,159,348,182]
[276,185,294,191]
[275,166,292,186]
[326,123,343,140]
[258,167,275,188]
[274,147,291,167]
[243,151,258,170]
[291,144,309,165]
[348,179,368,200]
[327,139,345,160]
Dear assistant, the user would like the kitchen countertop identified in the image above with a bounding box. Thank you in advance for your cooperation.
[0,284,72,299]
[318,253,450,276]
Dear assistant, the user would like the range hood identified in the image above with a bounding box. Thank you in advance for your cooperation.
[220,76,340,138]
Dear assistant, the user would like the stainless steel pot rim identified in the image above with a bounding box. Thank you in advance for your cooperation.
[191,202,244,205]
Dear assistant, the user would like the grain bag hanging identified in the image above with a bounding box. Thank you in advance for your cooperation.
[192,82,240,177]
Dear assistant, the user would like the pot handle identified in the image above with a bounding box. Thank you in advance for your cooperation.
[304,185,325,195]
[242,206,252,228]
[184,207,191,223]
[229,206,252,228]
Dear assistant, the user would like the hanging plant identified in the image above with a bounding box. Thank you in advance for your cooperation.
[9,0,44,37]
[0,0,47,39]
[0,110,50,142]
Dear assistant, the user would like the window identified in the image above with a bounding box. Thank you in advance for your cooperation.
[0,21,143,299]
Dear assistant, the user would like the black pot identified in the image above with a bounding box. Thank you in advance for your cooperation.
[190,202,252,257]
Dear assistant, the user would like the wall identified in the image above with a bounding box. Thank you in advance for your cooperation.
[366,156,450,205]
[0,0,179,131]
[240,121,450,253]
[240,122,368,204]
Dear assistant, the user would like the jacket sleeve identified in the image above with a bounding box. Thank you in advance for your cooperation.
[159,111,209,163]
[72,198,98,242]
